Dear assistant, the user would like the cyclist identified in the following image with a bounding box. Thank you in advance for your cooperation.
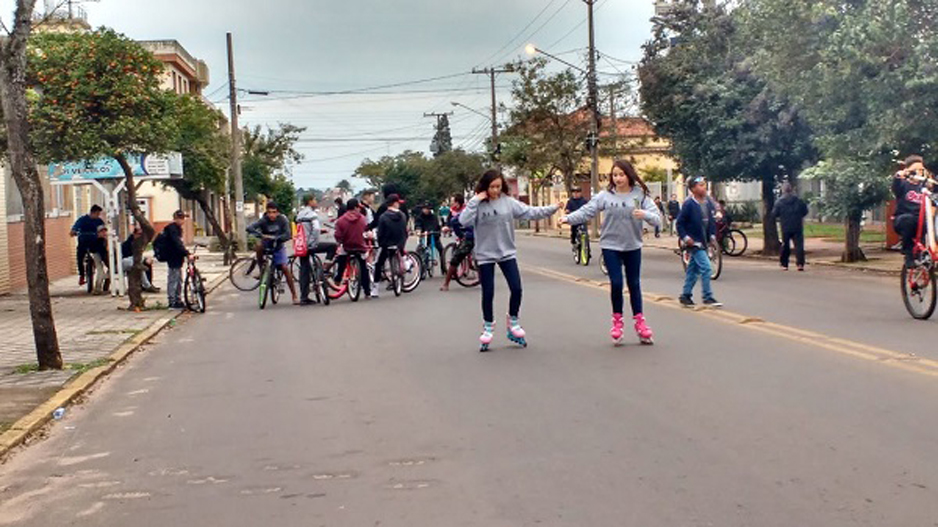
[333,198,373,298]
[893,155,930,268]
[441,193,473,292]
[372,194,408,297]
[460,170,561,351]
[561,160,661,345]
[565,187,588,246]
[248,202,299,305]
[296,195,337,305]
[163,210,192,308]
[415,202,447,275]
[70,204,105,287]
[677,177,722,309]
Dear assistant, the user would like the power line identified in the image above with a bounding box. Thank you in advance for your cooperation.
[545,0,609,50]
[248,71,472,97]
[476,0,562,67]
[492,0,576,66]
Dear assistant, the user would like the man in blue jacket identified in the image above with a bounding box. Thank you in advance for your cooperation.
[70,205,105,286]
[676,177,722,308]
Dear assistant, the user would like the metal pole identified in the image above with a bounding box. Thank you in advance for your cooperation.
[227,33,247,251]
[586,0,600,237]
[489,70,498,158]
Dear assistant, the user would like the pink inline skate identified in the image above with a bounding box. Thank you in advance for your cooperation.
[610,314,625,345]
[506,315,527,347]
[633,314,654,345]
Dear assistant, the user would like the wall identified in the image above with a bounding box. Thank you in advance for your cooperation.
[6,214,75,291]
[0,164,8,294]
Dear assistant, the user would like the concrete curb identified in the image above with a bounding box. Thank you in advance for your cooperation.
[520,230,902,276]
[0,270,229,461]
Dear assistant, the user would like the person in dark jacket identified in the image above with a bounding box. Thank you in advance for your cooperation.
[248,201,298,305]
[676,177,721,308]
[70,204,105,286]
[415,203,446,274]
[369,183,409,230]
[163,210,191,308]
[667,195,681,236]
[333,198,373,297]
[892,155,929,268]
[441,193,475,291]
[565,187,589,245]
[121,225,158,292]
[371,195,408,296]
[772,182,810,271]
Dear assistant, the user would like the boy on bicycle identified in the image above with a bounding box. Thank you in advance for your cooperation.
[247,202,298,305]
[415,203,446,275]
[893,155,930,268]
[372,194,408,297]
[441,194,474,291]
[333,198,373,298]
[565,187,588,245]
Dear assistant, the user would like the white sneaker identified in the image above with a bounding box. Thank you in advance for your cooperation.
[370,283,380,298]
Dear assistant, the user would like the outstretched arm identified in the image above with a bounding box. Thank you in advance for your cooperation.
[510,198,560,221]
[564,196,600,225]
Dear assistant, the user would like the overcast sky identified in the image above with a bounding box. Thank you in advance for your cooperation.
[6,0,656,191]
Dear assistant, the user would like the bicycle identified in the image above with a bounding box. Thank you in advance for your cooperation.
[306,253,331,306]
[716,220,748,257]
[183,243,207,313]
[83,250,110,294]
[901,173,938,320]
[326,250,364,302]
[677,239,723,281]
[571,224,591,266]
[257,241,289,310]
[442,238,480,287]
[416,232,441,279]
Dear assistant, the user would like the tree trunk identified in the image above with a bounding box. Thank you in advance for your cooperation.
[842,213,866,263]
[197,191,229,253]
[760,176,781,256]
[115,154,155,311]
[0,1,62,371]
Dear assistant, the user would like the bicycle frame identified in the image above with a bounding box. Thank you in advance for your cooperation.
[913,184,938,262]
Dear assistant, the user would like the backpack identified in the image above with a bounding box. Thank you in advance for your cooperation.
[153,230,169,262]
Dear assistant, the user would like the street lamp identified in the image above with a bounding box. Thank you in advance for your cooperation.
[524,43,587,74]
[451,101,491,121]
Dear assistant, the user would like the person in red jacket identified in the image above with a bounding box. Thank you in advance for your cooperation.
[332,198,373,298]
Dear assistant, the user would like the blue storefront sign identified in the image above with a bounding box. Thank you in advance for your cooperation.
[49,152,184,183]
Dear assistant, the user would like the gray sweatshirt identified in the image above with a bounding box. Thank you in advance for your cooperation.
[295,206,322,249]
[564,188,662,252]
[460,195,559,264]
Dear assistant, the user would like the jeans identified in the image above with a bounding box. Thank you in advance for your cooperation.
[122,257,153,289]
[298,254,315,301]
[167,266,183,306]
[602,248,643,316]
[373,246,401,283]
[780,230,805,268]
[479,258,523,323]
[894,214,918,260]
[77,239,93,279]
[682,248,714,301]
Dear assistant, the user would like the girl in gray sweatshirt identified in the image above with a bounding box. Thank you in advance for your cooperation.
[460,170,561,351]
[562,160,661,346]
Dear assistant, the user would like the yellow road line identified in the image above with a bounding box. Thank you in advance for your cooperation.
[523,264,938,379]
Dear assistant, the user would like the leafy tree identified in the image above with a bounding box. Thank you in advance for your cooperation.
[429,114,453,158]
[164,94,231,256]
[30,29,177,310]
[241,123,305,215]
[336,179,352,192]
[639,0,816,256]
[743,0,938,261]
[353,149,484,207]
[0,0,62,369]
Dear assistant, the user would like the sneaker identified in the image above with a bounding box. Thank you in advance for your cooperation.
[703,298,723,308]
[300,298,315,306]
[780,265,789,271]
[370,283,380,298]
[679,295,695,308]
[79,276,86,286]
[169,302,186,309]
[797,266,805,272]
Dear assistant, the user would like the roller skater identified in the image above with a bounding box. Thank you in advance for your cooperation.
[460,170,561,352]
[561,159,661,346]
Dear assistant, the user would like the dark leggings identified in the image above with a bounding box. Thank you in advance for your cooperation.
[602,248,643,316]
[479,259,523,323]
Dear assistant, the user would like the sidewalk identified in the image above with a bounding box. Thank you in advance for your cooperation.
[0,250,229,442]
[519,228,904,275]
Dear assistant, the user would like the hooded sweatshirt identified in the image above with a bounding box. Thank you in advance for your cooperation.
[459,195,559,265]
[334,209,368,252]
[377,208,408,248]
[295,206,322,249]
[565,188,662,252]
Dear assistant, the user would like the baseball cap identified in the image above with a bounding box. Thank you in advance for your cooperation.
[387,194,401,205]
[96,224,108,233]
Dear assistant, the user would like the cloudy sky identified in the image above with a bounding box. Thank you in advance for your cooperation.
[7,0,657,191]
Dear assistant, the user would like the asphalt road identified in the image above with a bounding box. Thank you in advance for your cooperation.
[2,234,937,526]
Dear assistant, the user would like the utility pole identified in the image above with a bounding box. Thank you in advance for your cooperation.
[585,0,601,237]
[227,33,246,251]
[609,85,618,161]
[472,65,515,166]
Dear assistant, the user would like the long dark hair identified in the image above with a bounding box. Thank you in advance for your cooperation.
[474,169,507,196]
[608,159,650,197]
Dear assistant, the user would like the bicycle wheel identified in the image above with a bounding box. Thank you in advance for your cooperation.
[391,255,403,297]
[443,243,456,270]
[455,254,480,288]
[573,237,582,264]
[709,244,723,281]
[258,265,270,310]
[347,258,362,302]
[313,257,331,306]
[270,269,281,305]
[581,234,591,266]
[403,253,422,293]
[720,234,736,256]
[230,257,262,292]
[185,269,206,313]
[727,230,748,257]
[902,262,936,320]
[290,256,301,285]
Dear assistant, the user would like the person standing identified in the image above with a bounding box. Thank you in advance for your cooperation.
[653,196,666,238]
[89,225,110,295]
[70,204,105,286]
[666,194,681,236]
[459,170,562,352]
[121,225,159,293]
[772,182,810,271]
[564,187,589,245]
[163,210,191,309]
[561,160,661,345]
[360,190,377,226]
[295,195,335,305]
[439,201,452,234]
[677,177,722,309]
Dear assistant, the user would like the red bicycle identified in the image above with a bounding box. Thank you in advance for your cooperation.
[901,173,938,319]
